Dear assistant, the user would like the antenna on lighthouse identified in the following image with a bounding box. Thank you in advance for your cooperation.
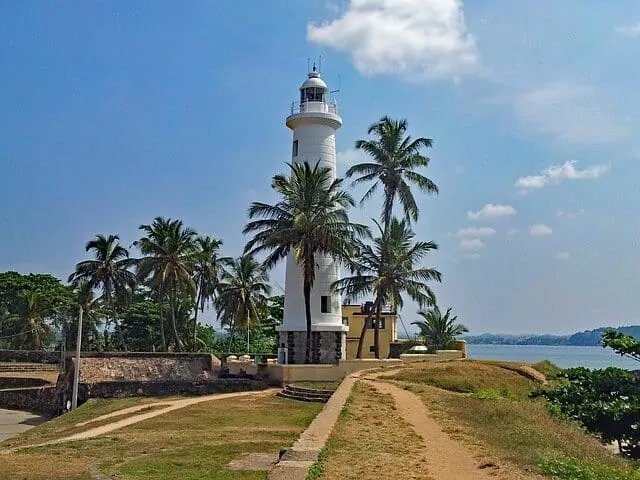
[318,55,323,73]
[330,74,341,95]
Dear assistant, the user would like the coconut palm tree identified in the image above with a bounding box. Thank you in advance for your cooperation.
[412,306,468,351]
[65,281,103,351]
[192,235,225,348]
[346,115,438,229]
[68,234,137,349]
[243,161,368,363]
[214,254,271,353]
[333,217,441,358]
[135,217,198,352]
[11,291,51,350]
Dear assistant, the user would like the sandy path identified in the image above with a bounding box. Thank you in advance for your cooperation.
[5,389,277,452]
[363,378,505,480]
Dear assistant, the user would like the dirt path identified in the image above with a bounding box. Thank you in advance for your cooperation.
[363,378,507,480]
[4,389,278,453]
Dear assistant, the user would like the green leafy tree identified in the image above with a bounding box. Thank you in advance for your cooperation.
[115,289,162,351]
[412,305,468,351]
[333,218,441,358]
[602,330,640,362]
[62,282,104,352]
[135,217,198,352]
[214,255,271,353]
[244,161,368,363]
[346,116,438,229]
[68,234,137,350]
[0,271,74,350]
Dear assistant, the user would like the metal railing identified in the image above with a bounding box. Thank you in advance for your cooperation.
[290,100,338,115]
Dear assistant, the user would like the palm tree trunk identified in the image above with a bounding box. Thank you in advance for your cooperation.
[193,290,201,350]
[356,297,378,359]
[374,300,382,359]
[227,321,236,353]
[158,297,167,352]
[113,304,128,352]
[303,278,312,364]
[170,294,184,352]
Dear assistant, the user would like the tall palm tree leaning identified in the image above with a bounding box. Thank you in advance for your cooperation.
[135,217,198,352]
[412,305,468,351]
[192,235,225,348]
[214,254,271,353]
[333,217,441,359]
[346,115,438,229]
[69,234,137,350]
[244,161,369,363]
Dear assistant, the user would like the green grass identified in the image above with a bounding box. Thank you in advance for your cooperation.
[387,360,539,397]
[0,394,323,480]
[538,458,640,480]
[1,396,157,448]
[390,360,636,479]
[532,360,563,379]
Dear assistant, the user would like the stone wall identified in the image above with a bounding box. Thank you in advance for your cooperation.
[0,350,61,364]
[280,331,345,364]
[78,378,268,400]
[0,386,58,415]
[0,377,52,389]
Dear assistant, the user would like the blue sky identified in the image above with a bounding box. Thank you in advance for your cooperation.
[2,0,640,335]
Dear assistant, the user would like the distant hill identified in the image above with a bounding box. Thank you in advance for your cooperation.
[463,326,640,346]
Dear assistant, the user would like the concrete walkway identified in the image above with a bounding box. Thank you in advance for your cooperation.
[0,408,48,442]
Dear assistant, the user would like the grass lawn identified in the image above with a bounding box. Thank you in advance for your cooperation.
[0,393,322,480]
[387,360,639,479]
[311,381,433,480]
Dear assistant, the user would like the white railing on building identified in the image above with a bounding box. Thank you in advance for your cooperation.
[290,100,338,115]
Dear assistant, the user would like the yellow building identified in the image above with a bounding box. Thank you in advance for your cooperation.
[342,303,398,359]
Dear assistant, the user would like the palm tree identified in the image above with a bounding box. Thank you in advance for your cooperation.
[333,217,441,358]
[135,217,198,352]
[346,115,438,229]
[68,234,137,349]
[65,281,103,351]
[11,291,51,350]
[214,255,271,353]
[412,306,468,351]
[192,235,225,348]
[244,161,368,363]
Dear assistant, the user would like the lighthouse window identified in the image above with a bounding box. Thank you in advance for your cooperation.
[321,295,331,313]
[301,87,324,103]
[292,140,298,157]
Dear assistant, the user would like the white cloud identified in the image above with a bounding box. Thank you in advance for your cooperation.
[459,238,484,251]
[307,0,480,82]
[508,83,630,145]
[468,204,516,221]
[616,22,640,37]
[555,252,570,260]
[506,228,519,236]
[556,209,584,218]
[455,227,496,238]
[463,253,481,260]
[529,224,553,236]
[336,148,368,166]
[516,161,610,192]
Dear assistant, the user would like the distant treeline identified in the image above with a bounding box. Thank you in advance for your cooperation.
[463,326,640,346]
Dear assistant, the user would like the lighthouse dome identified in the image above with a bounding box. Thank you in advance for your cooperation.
[300,72,328,91]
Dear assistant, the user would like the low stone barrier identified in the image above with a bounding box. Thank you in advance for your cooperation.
[77,378,268,400]
[0,377,53,389]
[0,386,58,415]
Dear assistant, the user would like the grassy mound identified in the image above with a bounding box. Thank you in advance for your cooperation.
[387,360,539,397]
[391,360,637,480]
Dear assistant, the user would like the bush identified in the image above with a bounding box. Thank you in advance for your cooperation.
[538,458,640,480]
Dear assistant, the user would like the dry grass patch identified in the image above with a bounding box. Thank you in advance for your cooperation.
[314,381,434,480]
[0,393,322,480]
[387,360,539,397]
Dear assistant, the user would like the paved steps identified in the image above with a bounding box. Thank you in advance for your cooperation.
[275,385,334,403]
[0,363,59,373]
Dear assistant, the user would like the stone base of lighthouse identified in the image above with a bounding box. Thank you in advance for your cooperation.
[279,331,346,364]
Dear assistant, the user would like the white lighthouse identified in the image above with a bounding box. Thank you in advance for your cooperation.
[278,66,348,364]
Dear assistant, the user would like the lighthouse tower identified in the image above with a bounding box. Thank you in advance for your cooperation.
[278,66,347,364]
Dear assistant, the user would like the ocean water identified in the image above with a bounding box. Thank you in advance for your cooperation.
[468,344,639,370]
